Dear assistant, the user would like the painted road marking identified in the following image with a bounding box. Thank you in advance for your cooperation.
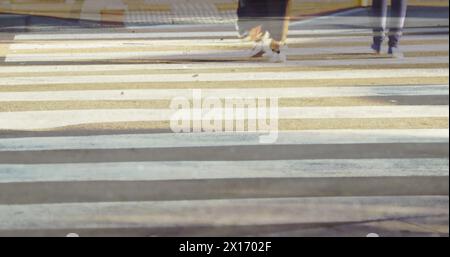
[5,44,448,62]
[0,129,447,151]
[0,85,447,102]
[0,159,447,183]
[1,69,448,86]
[0,106,447,130]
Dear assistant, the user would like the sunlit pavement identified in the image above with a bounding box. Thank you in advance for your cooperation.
[0,6,448,236]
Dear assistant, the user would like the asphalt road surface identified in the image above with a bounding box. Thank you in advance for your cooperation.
[0,7,448,237]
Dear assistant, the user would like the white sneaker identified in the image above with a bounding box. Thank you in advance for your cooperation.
[263,45,288,63]
[268,50,287,63]
[261,35,273,54]
[249,40,265,58]
[260,36,287,63]
[260,31,271,42]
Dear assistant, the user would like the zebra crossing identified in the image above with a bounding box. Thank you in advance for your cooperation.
[0,23,448,236]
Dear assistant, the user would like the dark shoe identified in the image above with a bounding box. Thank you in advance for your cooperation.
[388,46,404,58]
[371,42,382,54]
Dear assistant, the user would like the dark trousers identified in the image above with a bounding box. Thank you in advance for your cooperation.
[237,0,266,36]
[237,0,291,42]
[372,0,408,47]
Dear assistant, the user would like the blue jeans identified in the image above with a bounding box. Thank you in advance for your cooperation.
[372,0,408,47]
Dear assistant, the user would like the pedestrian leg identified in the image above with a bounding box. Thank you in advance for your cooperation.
[372,0,388,52]
[265,0,291,47]
[259,0,291,62]
[237,0,268,41]
[236,0,250,38]
[388,0,408,48]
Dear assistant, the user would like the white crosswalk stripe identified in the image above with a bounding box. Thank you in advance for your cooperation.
[8,35,449,50]
[12,27,450,40]
[0,56,448,74]
[0,85,447,101]
[1,69,448,86]
[0,23,448,236]
[1,130,447,151]
[0,197,447,232]
[0,106,448,130]
[0,159,448,183]
[5,44,449,62]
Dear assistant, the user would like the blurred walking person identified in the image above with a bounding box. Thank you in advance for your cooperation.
[236,0,292,62]
[236,0,265,41]
[371,0,408,58]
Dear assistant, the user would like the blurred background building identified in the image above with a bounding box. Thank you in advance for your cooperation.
[0,0,448,25]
